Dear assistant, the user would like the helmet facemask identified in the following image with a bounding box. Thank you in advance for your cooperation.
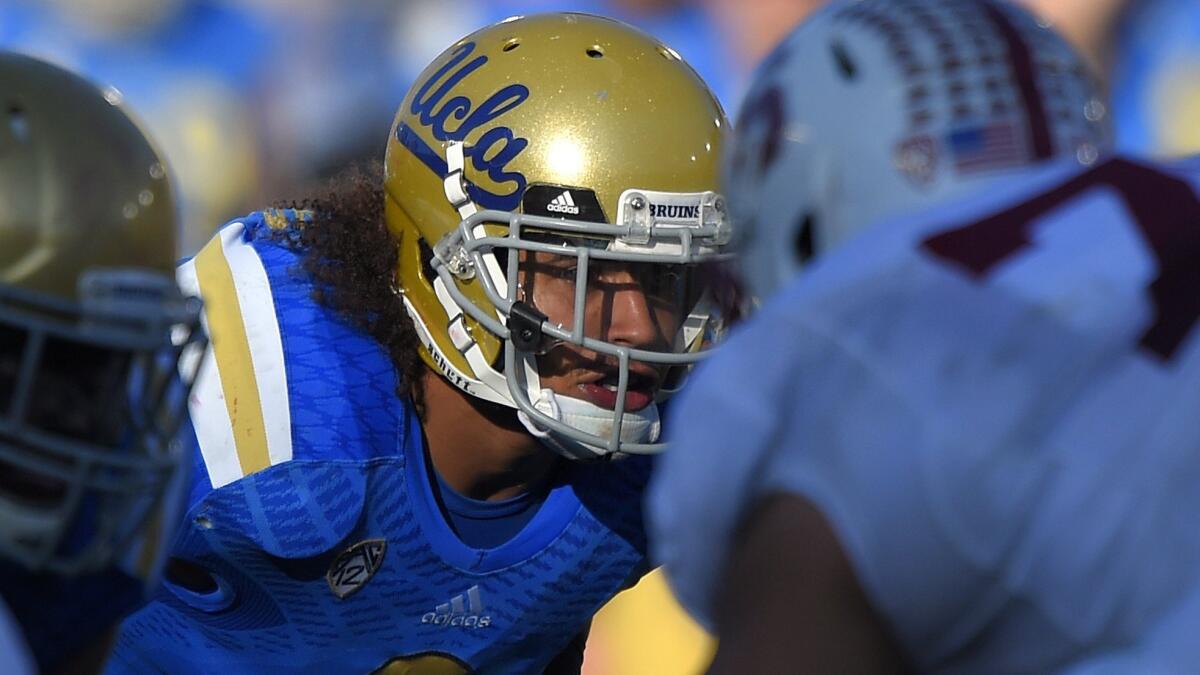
[0,269,204,578]
[402,142,731,459]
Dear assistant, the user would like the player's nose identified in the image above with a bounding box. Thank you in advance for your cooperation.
[602,269,668,351]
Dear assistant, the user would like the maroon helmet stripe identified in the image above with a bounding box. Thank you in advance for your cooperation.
[980,1,1054,160]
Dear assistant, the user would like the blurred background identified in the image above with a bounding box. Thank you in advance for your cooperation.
[1,0,1193,672]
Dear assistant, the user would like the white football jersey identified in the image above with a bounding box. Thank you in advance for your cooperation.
[650,156,1200,674]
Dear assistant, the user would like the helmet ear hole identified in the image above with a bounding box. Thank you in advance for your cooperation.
[418,240,439,285]
[794,213,816,265]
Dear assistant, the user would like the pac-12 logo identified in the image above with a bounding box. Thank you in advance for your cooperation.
[397,41,530,210]
[326,539,387,599]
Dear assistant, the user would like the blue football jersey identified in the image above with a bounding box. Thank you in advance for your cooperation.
[0,598,33,675]
[107,211,652,674]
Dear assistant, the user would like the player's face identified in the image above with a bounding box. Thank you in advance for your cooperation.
[518,249,689,411]
[0,323,133,504]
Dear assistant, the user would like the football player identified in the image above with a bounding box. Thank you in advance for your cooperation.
[642,0,1200,672]
[0,52,202,673]
[110,12,733,674]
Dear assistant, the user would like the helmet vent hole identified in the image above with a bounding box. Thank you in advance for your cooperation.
[586,46,605,58]
[7,106,29,143]
[795,213,816,264]
[831,41,857,81]
[418,240,438,285]
[502,38,521,52]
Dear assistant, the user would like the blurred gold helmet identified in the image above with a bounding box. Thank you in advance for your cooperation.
[385,13,732,459]
[0,52,202,582]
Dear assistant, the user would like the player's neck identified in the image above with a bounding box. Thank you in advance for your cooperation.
[419,370,560,502]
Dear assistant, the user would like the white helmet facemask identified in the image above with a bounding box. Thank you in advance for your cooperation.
[401,141,730,460]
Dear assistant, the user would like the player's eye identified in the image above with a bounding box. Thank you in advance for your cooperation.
[27,337,133,446]
[637,264,690,302]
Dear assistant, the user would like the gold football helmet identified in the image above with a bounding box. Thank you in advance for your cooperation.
[0,52,202,579]
[386,13,732,459]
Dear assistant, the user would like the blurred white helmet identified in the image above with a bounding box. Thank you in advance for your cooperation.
[725,0,1111,300]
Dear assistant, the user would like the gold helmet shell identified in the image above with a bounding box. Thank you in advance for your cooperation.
[0,52,176,300]
[385,13,730,457]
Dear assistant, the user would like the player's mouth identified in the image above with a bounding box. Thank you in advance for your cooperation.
[577,370,659,412]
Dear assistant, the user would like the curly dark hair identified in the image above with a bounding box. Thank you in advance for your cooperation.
[278,162,430,416]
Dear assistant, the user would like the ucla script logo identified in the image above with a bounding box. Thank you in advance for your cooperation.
[397,42,530,210]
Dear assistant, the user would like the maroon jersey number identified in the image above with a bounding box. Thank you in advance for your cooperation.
[922,159,1200,361]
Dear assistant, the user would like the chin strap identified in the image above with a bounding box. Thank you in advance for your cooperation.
[517,388,662,460]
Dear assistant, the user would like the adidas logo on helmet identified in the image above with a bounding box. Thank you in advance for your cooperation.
[546,190,581,215]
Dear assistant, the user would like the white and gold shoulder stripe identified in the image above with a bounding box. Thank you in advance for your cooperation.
[177,222,293,489]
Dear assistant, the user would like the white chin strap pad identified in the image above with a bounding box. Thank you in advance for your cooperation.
[517,388,662,458]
